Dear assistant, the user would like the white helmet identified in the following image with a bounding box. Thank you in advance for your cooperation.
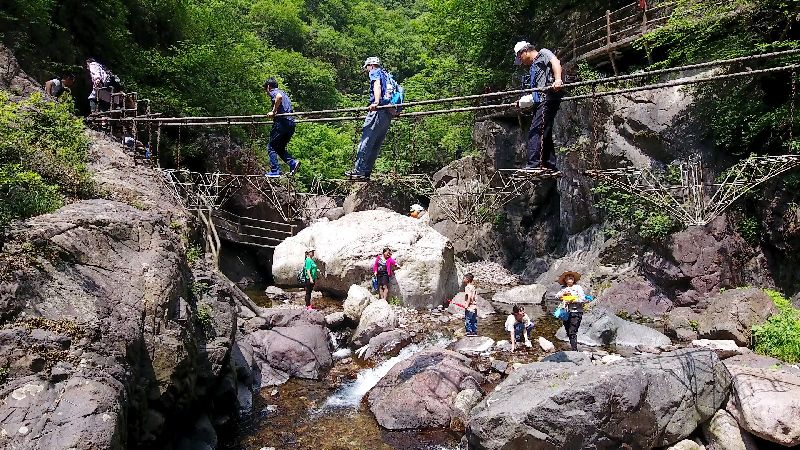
[362,56,381,68]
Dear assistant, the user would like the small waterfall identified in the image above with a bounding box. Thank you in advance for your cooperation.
[321,333,452,410]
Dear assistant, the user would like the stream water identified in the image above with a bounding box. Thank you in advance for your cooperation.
[232,290,569,449]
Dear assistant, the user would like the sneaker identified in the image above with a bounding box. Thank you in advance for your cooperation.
[344,170,368,180]
[524,340,533,348]
[266,170,281,178]
[305,305,314,311]
[289,159,301,175]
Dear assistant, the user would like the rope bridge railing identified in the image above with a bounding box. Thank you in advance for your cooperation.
[586,155,800,227]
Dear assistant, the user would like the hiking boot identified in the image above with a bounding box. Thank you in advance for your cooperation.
[266,170,282,178]
[289,159,301,175]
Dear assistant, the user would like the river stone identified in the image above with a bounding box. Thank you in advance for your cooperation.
[447,292,495,319]
[554,307,671,348]
[664,307,700,342]
[467,348,730,449]
[450,336,495,355]
[666,440,703,450]
[367,348,484,430]
[264,286,289,304]
[595,276,673,318]
[343,284,376,322]
[697,287,778,346]
[691,339,747,359]
[249,325,332,384]
[450,388,483,432]
[541,351,591,365]
[726,362,800,446]
[272,210,459,308]
[362,329,412,360]
[702,409,759,450]
[259,307,326,328]
[352,300,397,347]
[538,336,555,352]
[325,311,346,329]
[491,284,547,316]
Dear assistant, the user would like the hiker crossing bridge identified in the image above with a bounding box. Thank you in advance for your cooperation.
[88,34,800,249]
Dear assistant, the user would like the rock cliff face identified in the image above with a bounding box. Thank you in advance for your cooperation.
[437,74,796,314]
[0,130,238,449]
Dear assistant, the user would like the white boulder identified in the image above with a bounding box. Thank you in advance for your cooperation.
[272,210,459,308]
[352,300,397,347]
[343,284,376,322]
[537,337,555,352]
[491,284,547,316]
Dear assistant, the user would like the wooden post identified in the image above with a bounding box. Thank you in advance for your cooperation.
[606,9,619,76]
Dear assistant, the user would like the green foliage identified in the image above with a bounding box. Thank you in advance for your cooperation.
[0,366,8,385]
[190,280,211,299]
[0,165,63,227]
[0,92,93,227]
[737,215,761,245]
[635,0,800,157]
[592,182,681,240]
[186,245,203,266]
[752,289,800,363]
[196,303,214,334]
[388,296,402,306]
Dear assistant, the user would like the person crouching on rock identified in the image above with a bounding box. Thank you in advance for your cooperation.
[556,270,587,351]
[304,248,318,310]
[464,273,478,336]
[373,247,400,301]
[506,304,533,351]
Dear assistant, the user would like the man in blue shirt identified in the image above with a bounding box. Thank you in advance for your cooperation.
[345,56,393,181]
[513,41,564,171]
[264,78,300,177]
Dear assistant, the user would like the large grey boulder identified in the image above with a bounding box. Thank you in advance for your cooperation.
[595,276,673,317]
[491,284,547,316]
[697,287,778,346]
[258,307,326,328]
[726,360,800,446]
[272,210,459,308]
[249,325,332,385]
[352,300,397,347]
[664,307,701,342]
[467,349,730,449]
[367,348,484,429]
[450,336,495,355]
[702,409,759,450]
[554,307,671,348]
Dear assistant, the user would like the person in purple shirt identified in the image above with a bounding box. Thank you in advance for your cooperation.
[345,57,393,181]
[373,247,401,300]
[264,77,300,177]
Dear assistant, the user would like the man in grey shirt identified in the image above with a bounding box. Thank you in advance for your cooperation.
[513,41,564,171]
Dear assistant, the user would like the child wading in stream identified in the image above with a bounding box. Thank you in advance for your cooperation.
[505,304,534,351]
[556,270,587,351]
[463,273,478,336]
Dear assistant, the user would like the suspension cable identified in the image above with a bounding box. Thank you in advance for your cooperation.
[92,49,800,125]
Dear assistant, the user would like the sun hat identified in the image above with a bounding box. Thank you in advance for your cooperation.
[557,270,581,285]
[362,56,381,68]
[306,247,315,253]
[410,203,424,212]
[513,41,532,65]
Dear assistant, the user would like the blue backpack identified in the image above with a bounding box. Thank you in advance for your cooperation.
[381,70,404,115]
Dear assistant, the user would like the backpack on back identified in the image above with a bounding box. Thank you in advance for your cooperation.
[381,70,404,115]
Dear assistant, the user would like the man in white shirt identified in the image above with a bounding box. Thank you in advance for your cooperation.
[505,304,534,351]
[86,58,109,113]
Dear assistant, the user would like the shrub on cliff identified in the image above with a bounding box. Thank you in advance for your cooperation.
[752,289,800,363]
[0,92,94,226]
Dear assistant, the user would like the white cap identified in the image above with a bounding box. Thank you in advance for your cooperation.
[513,41,532,65]
[362,56,381,68]
[410,203,424,212]
[306,247,315,253]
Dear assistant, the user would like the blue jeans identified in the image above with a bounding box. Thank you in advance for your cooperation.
[268,120,296,172]
[513,321,533,342]
[353,110,392,176]
[465,310,478,334]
